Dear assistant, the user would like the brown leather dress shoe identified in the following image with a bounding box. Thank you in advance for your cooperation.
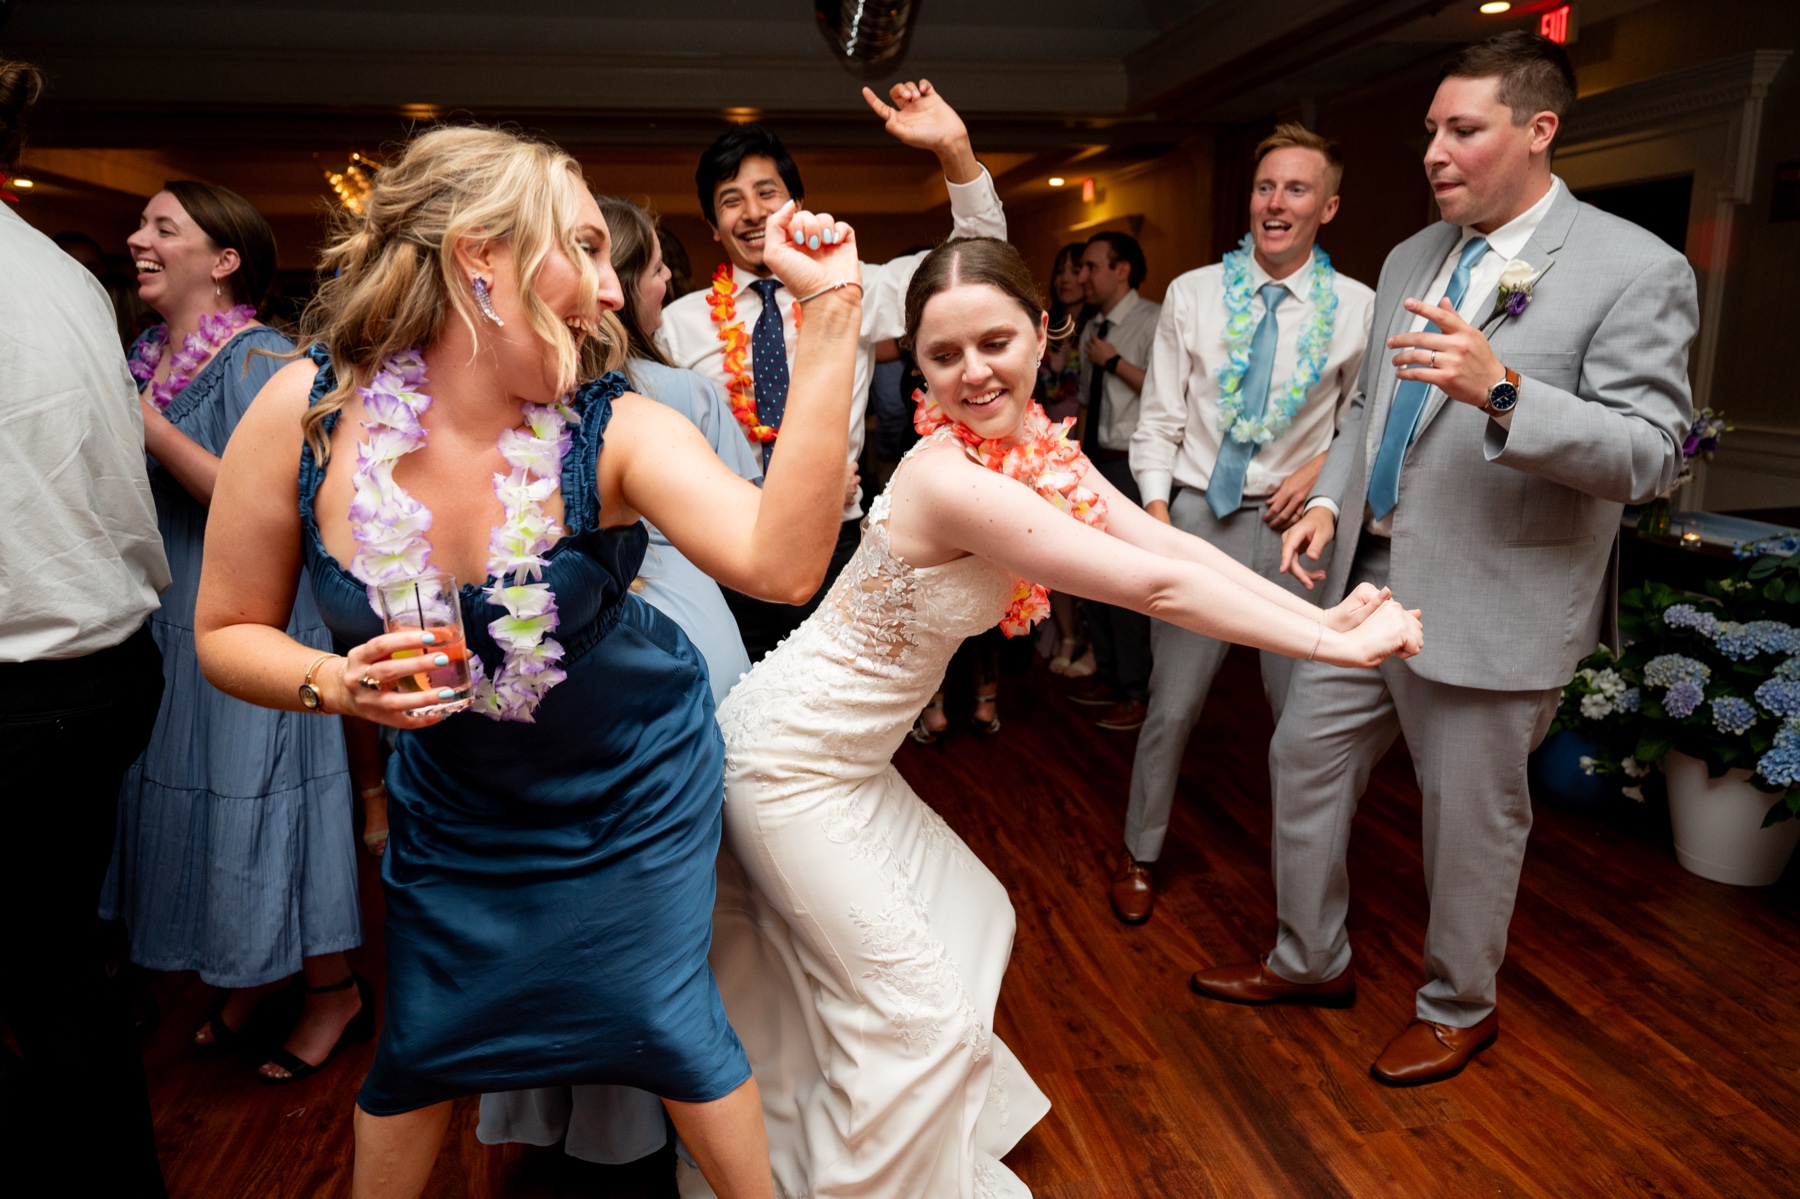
[1068,677,1115,706]
[1189,957,1356,1008]
[1095,699,1148,731]
[1109,851,1153,924]
[1370,1011,1499,1086]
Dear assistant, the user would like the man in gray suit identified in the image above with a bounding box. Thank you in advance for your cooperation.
[1190,31,1695,1086]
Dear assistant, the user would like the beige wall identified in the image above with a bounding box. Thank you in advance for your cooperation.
[1003,141,1214,307]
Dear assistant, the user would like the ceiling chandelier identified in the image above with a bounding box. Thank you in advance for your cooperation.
[814,1,922,79]
[323,152,379,215]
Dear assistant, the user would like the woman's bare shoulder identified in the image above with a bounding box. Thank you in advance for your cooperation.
[231,355,321,445]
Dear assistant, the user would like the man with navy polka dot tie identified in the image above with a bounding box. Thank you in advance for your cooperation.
[660,80,1006,659]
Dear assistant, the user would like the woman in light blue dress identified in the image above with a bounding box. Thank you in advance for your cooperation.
[101,182,366,1084]
[475,194,763,1168]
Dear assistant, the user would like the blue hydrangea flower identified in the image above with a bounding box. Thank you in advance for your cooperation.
[1758,746,1800,789]
[1617,687,1641,713]
[1777,657,1800,681]
[1664,679,1705,719]
[1757,678,1800,718]
[1748,621,1800,655]
[1644,654,1711,689]
[1711,696,1757,735]
[1716,620,1800,661]
[1776,717,1800,751]
[1661,603,1720,638]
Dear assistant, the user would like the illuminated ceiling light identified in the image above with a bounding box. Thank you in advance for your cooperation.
[1082,177,1096,202]
[324,151,380,215]
[1479,2,1512,13]
[10,177,32,189]
[1048,177,1066,187]
[398,103,442,120]
[722,107,762,125]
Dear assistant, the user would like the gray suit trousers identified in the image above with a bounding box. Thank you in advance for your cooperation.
[1123,488,1318,862]
[1266,537,1560,1027]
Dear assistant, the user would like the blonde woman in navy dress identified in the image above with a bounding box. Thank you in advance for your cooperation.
[192,125,861,1199]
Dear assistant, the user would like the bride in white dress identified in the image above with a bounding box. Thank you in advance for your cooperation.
[689,238,1423,1199]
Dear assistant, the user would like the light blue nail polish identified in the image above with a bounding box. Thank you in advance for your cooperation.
[438,689,455,700]
[809,235,820,249]
[420,632,436,644]
[794,227,805,244]
[433,654,449,666]
[822,229,834,244]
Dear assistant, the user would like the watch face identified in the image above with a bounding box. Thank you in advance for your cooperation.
[1487,381,1519,412]
[299,684,321,711]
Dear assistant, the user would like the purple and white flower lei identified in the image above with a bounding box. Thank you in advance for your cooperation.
[127,304,257,410]
[345,349,577,723]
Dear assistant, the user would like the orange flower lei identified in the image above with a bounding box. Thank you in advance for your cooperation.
[709,262,801,445]
[912,389,1109,638]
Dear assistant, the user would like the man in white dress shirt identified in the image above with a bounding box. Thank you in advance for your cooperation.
[1,58,172,1193]
[1109,125,1375,924]
[660,80,1006,658]
[1067,232,1161,730]
[1192,33,1694,1087]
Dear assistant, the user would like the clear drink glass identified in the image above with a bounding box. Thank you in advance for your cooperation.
[376,572,473,717]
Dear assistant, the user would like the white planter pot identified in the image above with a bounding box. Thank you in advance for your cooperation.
[1664,751,1800,887]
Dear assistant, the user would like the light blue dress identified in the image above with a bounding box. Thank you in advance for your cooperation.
[101,326,362,987]
[476,356,762,1163]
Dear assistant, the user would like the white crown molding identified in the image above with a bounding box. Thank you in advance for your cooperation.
[1562,49,1791,202]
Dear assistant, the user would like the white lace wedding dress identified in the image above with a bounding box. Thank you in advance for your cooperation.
[680,429,1050,1199]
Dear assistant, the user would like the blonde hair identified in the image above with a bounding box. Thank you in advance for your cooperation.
[299,124,624,460]
[1254,122,1344,196]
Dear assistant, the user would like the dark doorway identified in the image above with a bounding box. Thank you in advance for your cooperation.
[1573,174,1693,252]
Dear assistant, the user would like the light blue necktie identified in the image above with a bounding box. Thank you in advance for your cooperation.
[1367,236,1489,520]
[1206,282,1286,519]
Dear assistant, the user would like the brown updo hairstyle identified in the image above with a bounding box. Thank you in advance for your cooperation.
[593,194,671,369]
[0,58,46,170]
[163,180,279,311]
[901,237,1071,353]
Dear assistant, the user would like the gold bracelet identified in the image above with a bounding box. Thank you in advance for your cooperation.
[1306,622,1324,662]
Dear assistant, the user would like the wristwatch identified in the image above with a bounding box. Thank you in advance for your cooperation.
[1102,354,1122,375]
[298,652,336,711]
[1483,366,1520,417]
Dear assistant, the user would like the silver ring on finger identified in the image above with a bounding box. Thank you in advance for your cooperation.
[1430,350,1438,369]
[359,675,381,691]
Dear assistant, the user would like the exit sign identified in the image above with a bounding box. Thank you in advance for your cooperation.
[1540,4,1575,44]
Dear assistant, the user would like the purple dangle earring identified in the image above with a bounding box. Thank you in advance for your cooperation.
[471,276,505,327]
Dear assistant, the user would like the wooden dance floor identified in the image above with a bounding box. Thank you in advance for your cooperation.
[140,648,1800,1197]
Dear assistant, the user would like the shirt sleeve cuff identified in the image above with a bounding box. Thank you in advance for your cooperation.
[945,167,997,214]
[1304,497,1340,518]
[1134,469,1173,508]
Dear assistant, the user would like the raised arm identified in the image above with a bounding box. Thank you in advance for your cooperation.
[889,447,1420,668]
[607,203,861,604]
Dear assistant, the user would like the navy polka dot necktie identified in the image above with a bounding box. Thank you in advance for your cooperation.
[748,278,790,466]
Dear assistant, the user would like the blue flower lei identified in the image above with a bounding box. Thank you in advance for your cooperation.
[1215,235,1338,446]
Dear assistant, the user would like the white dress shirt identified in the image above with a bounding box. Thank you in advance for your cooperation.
[0,202,169,661]
[1130,253,1375,507]
[658,168,1006,521]
[1310,177,1565,534]
[1075,289,1160,453]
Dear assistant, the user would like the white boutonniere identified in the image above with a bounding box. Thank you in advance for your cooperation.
[1482,258,1553,331]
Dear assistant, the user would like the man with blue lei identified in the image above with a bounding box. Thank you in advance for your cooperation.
[1109,123,1375,925]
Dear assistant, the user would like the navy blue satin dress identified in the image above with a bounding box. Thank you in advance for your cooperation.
[298,349,749,1115]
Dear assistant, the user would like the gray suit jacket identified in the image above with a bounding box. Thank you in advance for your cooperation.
[1313,185,1697,691]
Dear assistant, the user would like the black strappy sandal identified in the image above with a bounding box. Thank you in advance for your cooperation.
[258,974,375,1085]
[193,991,243,1057]
[909,697,948,749]
[970,690,1001,737]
